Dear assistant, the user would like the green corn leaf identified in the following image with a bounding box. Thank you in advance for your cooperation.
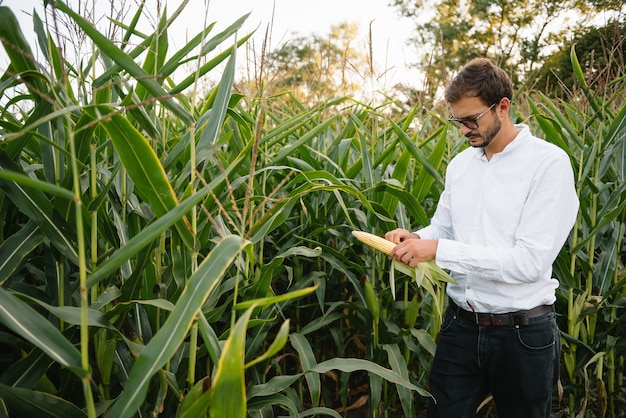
[289,332,321,407]
[247,198,299,244]
[120,0,145,48]
[198,314,222,365]
[0,103,83,145]
[376,181,430,232]
[363,277,380,318]
[93,6,152,86]
[297,407,344,418]
[0,6,47,99]
[158,22,216,79]
[538,92,585,149]
[0,155,80,266]
[54,0,193,125]
[0,383,86,418]
[234,284,319,310]
[571,197,626,253]
[353,115,374,186]
[570,45,602,115]
[160,12,251,82]
[369,372,383,417]
[410,328,437,356]
[246,375,301,399]
[86,186,212,288]
[14,293,114,329]
[0,349,52,388]
[244,320,291,370]
[106,234,249,418]
[382,148,410,210]
[0,220,43,285]
[390,119,444,188]
[200,13,250,56]
[87,106,196,249]
[196,43,236,154]
[203,305,257,418]
[289,170,393,223]
[0,288,84,378]
[383,344,414,417]
[136,7,169,102]
[179,377,211,417]
[530,112,573,157]
[605,98,626,147]
[94,0,204,86]
[169,33,253,95]
[413,126,448,201]
[390,260,397,296]
[405,294,420,329]
[0,167,75,201]
[269,118,338,165]
[246,393,300,416]
[298,311,343,336]
[311,357,432,399]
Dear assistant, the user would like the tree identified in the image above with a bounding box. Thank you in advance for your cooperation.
[238,23,372,108]
[391,0,625,96]
[533,19,626,96]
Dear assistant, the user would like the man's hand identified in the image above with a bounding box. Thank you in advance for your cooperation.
[385,228,419,244]
[385,228,437,267]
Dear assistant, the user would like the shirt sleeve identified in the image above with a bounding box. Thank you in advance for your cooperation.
[415,188,453,240]
[415,185,454,241]
[426,154,578,284]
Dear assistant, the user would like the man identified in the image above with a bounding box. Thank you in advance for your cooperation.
[385,58,579,417]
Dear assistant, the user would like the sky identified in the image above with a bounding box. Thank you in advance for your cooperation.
[1,0,420,89]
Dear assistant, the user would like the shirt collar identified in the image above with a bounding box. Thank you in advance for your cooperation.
[472,123,529,161]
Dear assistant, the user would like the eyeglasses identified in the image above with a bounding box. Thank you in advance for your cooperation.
[448,103,496,130]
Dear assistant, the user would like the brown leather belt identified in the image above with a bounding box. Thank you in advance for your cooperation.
[450,300,554,326]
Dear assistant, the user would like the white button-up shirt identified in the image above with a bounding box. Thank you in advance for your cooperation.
[416,124,579,313]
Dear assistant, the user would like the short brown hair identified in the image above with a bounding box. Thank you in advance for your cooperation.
[444,58,513,106]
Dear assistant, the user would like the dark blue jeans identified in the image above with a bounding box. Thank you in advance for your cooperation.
[427,306,560,418]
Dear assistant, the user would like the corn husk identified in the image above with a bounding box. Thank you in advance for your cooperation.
[351,230,456,299]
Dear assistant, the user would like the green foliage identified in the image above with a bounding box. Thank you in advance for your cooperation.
[533,20,626,96]
[258,22,370,106]
[0,2,625,418]
[0,2,448,416]
[528,45,626,417]
[391,0,625,98]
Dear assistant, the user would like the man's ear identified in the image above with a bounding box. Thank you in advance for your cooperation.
[498,97,511,111]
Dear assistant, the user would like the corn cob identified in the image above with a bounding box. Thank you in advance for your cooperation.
[353,229,456,322]
[352,229,456,286]
[351,230,396,254]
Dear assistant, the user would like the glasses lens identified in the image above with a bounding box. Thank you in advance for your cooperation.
[448,118,461,129]
[449,118,478,130]
[461,120,479,130]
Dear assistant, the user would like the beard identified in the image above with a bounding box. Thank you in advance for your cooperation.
[466,116,502,148]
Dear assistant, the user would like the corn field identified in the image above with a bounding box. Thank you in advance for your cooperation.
[0,2,625,417]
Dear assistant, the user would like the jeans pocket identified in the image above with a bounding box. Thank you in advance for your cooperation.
[439,308,457,333]
[515,317,556,350]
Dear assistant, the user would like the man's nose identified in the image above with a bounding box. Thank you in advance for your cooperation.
[460,124,473,135]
